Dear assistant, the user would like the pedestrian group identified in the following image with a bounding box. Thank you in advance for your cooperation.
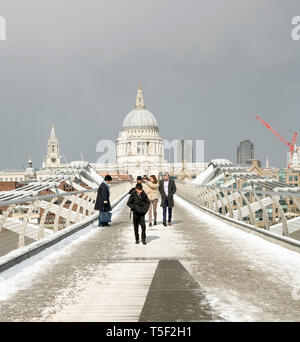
[94,172,177,245]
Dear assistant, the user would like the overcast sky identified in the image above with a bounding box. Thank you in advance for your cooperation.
[0,0,300,169]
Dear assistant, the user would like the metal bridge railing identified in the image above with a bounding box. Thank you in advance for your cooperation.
[176,183,300,239]
[0,182,130,257]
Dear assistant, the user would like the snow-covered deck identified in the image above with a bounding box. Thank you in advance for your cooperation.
[0,195,299,322]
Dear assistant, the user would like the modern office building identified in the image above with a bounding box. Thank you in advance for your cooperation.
[237,140,254,165]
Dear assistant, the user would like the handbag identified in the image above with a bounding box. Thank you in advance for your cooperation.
[99,211,112,223]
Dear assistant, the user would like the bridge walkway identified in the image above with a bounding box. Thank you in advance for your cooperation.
[0,196,299,322]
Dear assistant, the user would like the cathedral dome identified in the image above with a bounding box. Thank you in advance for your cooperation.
[122,82,159,131]
[122,108,158,130]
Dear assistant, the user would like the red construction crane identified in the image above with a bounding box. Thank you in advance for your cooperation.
[256,116,298,168]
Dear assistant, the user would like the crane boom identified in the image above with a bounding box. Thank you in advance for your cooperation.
[256,115,298,168]
[256,116,290,147]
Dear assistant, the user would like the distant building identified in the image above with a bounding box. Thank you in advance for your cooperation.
[93,82,207,179]
[42,125,62,169]
[115,82,164,178]
[287,146,300,168]
[237,140,254,165]
[231,161,300,225]
[1,83,208,185]
[246,159,261,168]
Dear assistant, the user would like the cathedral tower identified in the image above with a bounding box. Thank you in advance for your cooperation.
[42,125,62,168]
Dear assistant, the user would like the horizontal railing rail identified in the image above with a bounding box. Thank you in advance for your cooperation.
[0,188,95,207]
[0,183,122,207]
[200,184,300,198]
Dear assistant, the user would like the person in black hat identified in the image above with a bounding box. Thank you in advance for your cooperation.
[128,176,144,195]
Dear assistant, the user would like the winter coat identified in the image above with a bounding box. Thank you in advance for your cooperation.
[159,178,177,208]
[127,190,150,216]
[94,182,112,212]
[143,180,159,201]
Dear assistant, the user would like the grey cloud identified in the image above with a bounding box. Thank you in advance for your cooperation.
[0,0,300,169]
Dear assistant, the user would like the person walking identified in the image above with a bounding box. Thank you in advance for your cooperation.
[94,175,112,227]
[143,175,159,226]
[127,183,150,245]
[159,172,177,226]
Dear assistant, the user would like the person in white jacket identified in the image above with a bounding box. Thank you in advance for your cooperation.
[143,175,159,227]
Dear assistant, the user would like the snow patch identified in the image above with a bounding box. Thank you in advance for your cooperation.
[176,195,300,320]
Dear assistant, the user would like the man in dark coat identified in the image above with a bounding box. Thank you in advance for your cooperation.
[94,175,112,227]
[127,183,150,245]
[159,172,177,226]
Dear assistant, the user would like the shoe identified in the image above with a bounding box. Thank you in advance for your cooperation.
[98,223,105,227]
[149,222,152,227]
[163,221,167,227]
[142,241,147,245]
[104,223,110,226]
[154,221,157,225]
[168,222,172,226]
[135,240,139,244]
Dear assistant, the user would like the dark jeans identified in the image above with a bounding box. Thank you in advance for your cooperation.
[133,213,146,242]
[98,211,104,226]
[163,198,172,223]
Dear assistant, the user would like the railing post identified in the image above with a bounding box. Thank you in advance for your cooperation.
[254,193,270,230]
[216,189,226,215]
[232,191,243,221]
[211,189,220,212]
[53,197,68,233]
[39,197,57,239]
[223,189,234,218]
[238,192,256,225]
[0,204,16,232]
[272,195,289,236]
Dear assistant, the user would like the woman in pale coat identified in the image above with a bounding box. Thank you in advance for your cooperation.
[143,175,159,226]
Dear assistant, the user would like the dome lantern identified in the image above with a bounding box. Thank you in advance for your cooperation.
[135,80,145,110]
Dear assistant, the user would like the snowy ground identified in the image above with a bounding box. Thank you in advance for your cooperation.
[176,195,300,321]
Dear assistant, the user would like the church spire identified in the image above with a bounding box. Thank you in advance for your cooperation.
[51,124,56,135]
[135,81,145,109]
[42,124,61,169]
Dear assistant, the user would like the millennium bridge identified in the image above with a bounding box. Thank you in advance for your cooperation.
[0,160,299,322]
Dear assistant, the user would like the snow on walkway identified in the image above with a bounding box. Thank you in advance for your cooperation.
[0,194,299,322]
[175,195,300,321]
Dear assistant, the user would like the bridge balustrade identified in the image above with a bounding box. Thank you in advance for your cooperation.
[176,182,300,239]
[0,182,131,258]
